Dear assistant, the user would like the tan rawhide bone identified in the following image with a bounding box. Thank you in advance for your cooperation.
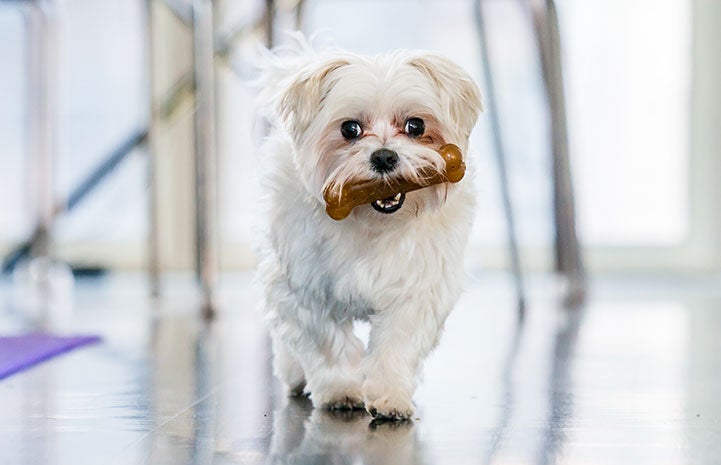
[323,144,466,221]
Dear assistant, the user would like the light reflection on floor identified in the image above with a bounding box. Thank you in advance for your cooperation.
[0,272,720,465]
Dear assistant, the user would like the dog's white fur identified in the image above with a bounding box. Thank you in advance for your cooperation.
[255,37,482,419]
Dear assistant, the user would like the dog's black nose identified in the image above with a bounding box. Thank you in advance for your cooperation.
[370,149,399,173]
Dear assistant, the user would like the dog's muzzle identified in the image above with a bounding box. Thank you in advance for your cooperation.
[371,192,405,214]
[323,144,465,220]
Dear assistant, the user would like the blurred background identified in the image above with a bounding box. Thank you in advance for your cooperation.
[1,1,721,464]
[2,0,718,283]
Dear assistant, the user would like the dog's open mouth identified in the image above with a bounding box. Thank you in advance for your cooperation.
[371,192,405,214]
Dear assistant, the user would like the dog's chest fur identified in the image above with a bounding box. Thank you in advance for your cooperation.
[261,144,475,321]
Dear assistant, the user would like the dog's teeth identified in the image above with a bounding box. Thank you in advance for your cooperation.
[373,195,403,211]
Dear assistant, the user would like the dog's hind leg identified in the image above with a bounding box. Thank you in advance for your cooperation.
[271,331,307,396]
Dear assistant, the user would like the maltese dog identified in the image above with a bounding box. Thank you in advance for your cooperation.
[255,36,482,420]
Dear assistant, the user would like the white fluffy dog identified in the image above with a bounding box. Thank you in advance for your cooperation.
[256,37,482,420]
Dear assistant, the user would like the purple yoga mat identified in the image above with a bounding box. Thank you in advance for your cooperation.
[0,333,101,380]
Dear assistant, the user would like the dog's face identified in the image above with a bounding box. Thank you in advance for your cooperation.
[275,51,482,222]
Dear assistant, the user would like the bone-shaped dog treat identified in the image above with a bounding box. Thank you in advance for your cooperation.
[323,143,465,220]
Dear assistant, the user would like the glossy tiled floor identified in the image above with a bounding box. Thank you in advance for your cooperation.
[1,272,720,465]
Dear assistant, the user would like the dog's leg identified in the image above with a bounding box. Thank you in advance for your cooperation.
[362,297,452,420]
[293,318,365,410]
[268,298,365,409]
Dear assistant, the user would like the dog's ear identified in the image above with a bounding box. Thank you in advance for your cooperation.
[409,53,483,138]
[278,57,350,137]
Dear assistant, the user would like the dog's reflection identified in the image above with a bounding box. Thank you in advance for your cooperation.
[268,397,427,465]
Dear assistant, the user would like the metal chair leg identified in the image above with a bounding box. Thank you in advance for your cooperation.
[145,0,162,298]
[474,1,527,320]
[265,0,275,47]
[23,1,57,262]
[529,0,585,305]
[294,0,307,30]
[192,0,220,318]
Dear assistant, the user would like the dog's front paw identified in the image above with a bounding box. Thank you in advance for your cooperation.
[363,376,415,420]
[323,394,365,411]
[365,394,414,420]
[362,379,414,420]
[311,382,365,411]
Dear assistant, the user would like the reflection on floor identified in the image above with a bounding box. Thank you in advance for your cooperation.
[0,272,720,465]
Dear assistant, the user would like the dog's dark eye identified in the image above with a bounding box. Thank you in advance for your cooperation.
[340,120,363,140]
[404,117,425,138]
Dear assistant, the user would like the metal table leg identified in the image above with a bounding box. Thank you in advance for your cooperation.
[23,0,57,262]
[17,0,78,324]
[145,0,162,298]
[265,0,275,47]
[529,0,585,305]
[192,0,220,318]
[474,0,527,320]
